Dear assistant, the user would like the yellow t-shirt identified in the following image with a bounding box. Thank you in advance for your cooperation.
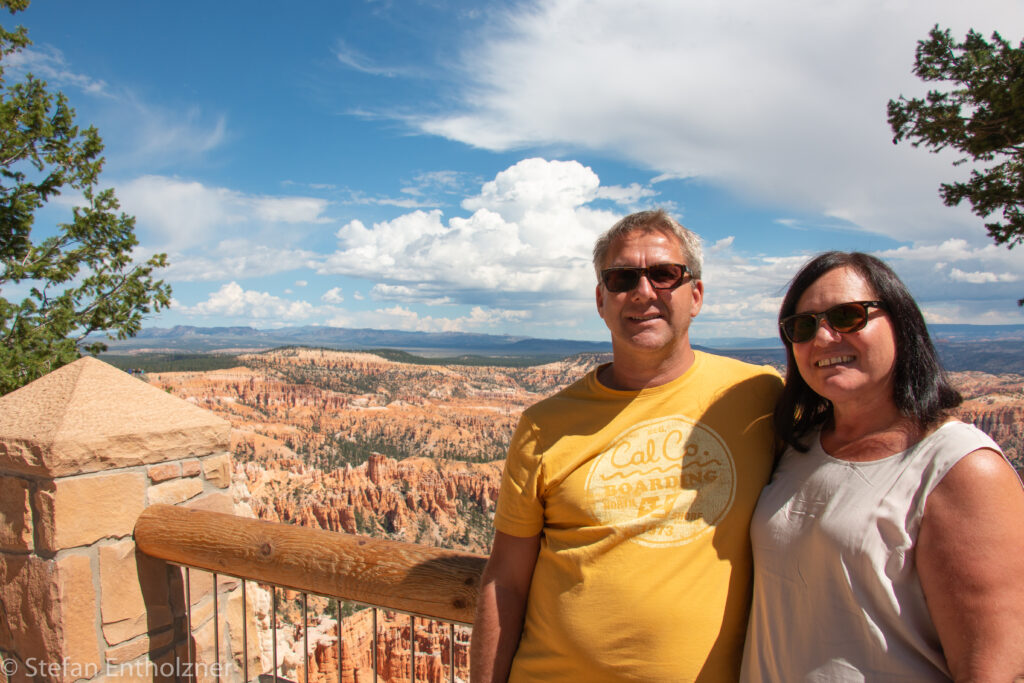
[495,351,782,682]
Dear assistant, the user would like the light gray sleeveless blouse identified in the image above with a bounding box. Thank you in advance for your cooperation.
[740,421,1003,682]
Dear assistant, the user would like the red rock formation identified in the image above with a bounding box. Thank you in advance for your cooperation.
[144,354,1022,680]
[951,371,1023,471]
[272,607,470,683]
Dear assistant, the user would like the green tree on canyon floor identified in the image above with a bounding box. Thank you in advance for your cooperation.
[0,0,170,394]
[888,25,1024,305]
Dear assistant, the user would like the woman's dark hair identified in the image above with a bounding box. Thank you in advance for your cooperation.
[775,251,962,452]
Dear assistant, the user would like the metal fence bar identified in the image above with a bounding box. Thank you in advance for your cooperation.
[303,592,309,683]
[213,572,220,682]
[272,587,279,683]
[372,607,379,682]
[185,567,194,683]
[335,599,343,683]
[166,562,472,683]
[242,580,249,683]
[161,562,475,626]
[449,622,455,683]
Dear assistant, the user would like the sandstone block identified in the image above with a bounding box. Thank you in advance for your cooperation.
[34,471,146,552]
[148,648,179,683]
[0,357,231,477]
[227,587,265,679]
[95,652,169,683]
[56,553,103,674]
[92,664,150,683]
[188,617,218,683]
[0,554,102,677]
[97,548,174,648]
[99,541,148,645]
[147,478,203,506]
[168,568,185,617]
[191,595,216,633]
[0,554,57,667]
[134,550,174,629]
[147,463,180,483]
[187,569,214,608]
[202,454,231,489]
[184,491,233,515]
[0,477,33,551]
[104,627,174,665]
[181,460,202,477]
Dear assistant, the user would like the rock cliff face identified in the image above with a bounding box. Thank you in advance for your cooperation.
[268,605,471,683]
[147,351,1023,681]
[153,348,596,471]
[236,453,502,552]
[952,371,1023,472]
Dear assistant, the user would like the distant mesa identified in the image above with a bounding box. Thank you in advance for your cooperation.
[94,324,613,358]
[89,323,1024,373]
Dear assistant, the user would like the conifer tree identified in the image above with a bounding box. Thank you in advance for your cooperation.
[888,25,1024,304]
[0,0,171,393]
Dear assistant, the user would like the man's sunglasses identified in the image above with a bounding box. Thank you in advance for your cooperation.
[600,263,692,293]
[779,300,885,344]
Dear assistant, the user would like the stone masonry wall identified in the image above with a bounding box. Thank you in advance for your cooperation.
[0,357,266,682]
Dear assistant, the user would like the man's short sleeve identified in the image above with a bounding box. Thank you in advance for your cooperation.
[494,414,546,537]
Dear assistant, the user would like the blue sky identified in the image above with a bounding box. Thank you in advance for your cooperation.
[8,0,1024,343]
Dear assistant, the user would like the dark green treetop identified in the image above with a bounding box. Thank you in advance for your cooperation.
[0,0,172,394]
[888,25,1024,304]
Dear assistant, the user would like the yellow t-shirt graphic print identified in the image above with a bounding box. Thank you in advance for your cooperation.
[495,351,781,682]
[586,415,736,548]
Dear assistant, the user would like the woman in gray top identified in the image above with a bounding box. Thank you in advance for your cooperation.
[741,251,1024,682]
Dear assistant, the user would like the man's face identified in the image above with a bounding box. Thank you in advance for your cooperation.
[596,229,703,358]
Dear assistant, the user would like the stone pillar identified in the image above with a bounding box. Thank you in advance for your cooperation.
[0,357,265,682]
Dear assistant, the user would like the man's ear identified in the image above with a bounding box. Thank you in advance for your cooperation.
[690,279,704,318]
[596,284,605,319]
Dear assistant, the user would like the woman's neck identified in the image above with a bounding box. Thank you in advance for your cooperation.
[823,402,922,462]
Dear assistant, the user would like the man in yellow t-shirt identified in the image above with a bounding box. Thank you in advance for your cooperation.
[470,209,781,682]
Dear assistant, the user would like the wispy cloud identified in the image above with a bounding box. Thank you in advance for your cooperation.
[161,241,321,283]
[127,105,227,163]
[5,45,110,95]
[334,40,413,78]
[7,43,228,168]
[416,0,1024,245]
[116,175,333,252]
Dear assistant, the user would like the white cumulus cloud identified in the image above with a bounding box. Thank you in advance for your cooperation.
[184,282,316,321]
[327,304,529,334]
[321,287,345,304]
[318,158,621,303]
[949,268,1021,284]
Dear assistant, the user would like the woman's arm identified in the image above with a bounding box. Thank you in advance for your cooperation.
[918,447,1024,682]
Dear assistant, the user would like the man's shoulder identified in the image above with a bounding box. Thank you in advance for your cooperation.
[519,367,602,421]
[695,349,782,382]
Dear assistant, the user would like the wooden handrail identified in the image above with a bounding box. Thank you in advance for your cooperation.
[134,504,487,624]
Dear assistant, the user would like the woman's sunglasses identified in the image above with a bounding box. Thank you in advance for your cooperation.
[600,263,691,293]
[779,300,885,344]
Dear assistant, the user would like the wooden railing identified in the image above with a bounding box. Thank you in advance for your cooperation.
[135,504,487,624]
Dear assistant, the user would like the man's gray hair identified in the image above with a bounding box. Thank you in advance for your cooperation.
[592,209,703,281]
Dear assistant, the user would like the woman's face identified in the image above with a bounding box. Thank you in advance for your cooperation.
[791,266,898,412]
